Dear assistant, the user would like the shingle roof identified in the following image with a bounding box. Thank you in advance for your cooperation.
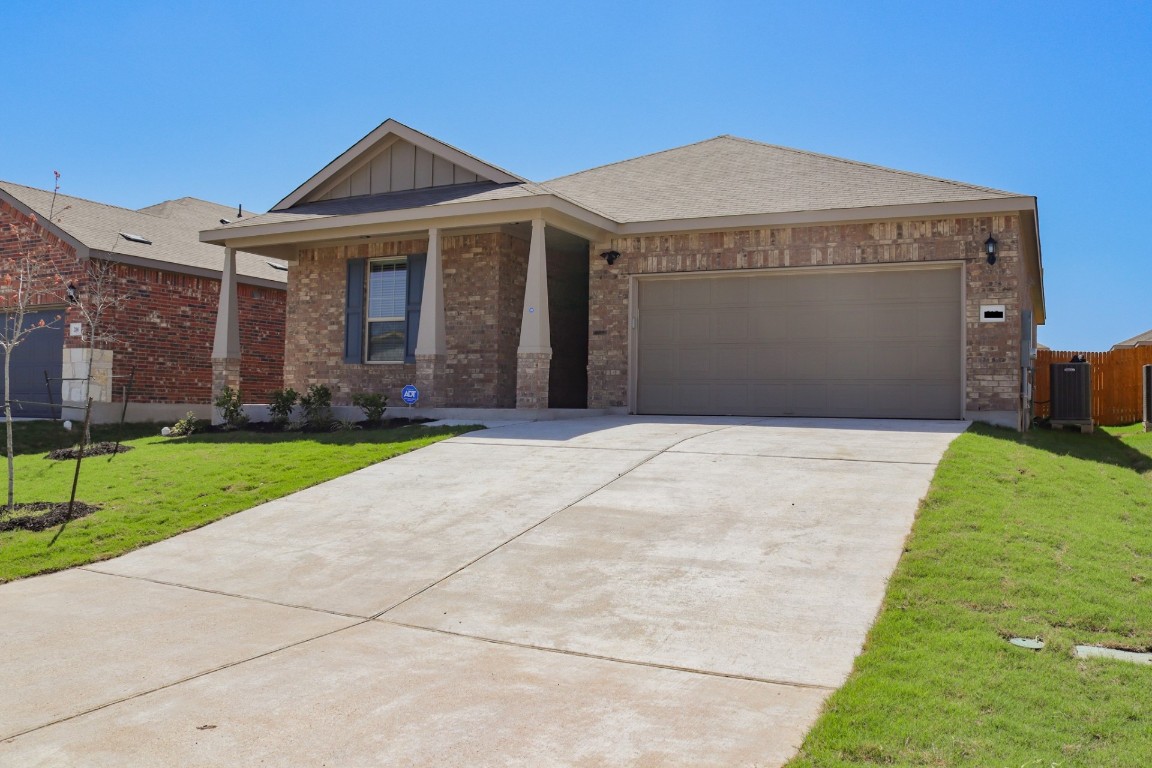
[0,182,286,283]
[542,135,1023,223]
[210,181,549,232]
[1111,329,1152,349]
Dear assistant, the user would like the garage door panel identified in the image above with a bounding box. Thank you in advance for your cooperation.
[640,310,679,345]
[637,268,961,419]
[676,311,712,345]
[712,346,749,379]
[5,310,64,419]
[826,307,874,340]
[676,279,712,307]
[711,309,749,342]
[786,309,829,341]
[709,278,749,306]
[915,303,961,338]
[643,279,678,308]
[750,307,789,341]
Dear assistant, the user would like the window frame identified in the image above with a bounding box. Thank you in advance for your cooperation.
[364,259,408,364]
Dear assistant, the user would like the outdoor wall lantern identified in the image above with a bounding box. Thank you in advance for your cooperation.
[65,282,78,303]
[984,234,998,265]
[601,250,621,265]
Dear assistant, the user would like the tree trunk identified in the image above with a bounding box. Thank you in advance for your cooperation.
[4,346,14,512]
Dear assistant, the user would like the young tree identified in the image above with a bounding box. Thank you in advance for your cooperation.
[67,256,130,445]
[1,213,62,511]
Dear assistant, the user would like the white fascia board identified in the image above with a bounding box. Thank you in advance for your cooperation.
[202,194,618,251]
[615,196,1039,236]
[272,119,525,211]
[0,187,91,261]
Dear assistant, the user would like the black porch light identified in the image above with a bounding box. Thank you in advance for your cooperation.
[984,234,998,265]
[65,282,78,303]
[601,250,621,265]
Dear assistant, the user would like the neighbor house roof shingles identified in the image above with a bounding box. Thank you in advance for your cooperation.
[0,181,286,283]
[1111,329,1152,349]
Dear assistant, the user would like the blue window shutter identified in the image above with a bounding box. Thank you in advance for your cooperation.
[405,253,426,363]
[344,258,366,364]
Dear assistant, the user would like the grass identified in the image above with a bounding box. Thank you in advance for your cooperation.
[0,420,479,582]
[787,423,1152,768]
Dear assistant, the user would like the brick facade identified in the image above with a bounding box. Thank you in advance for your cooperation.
[587,215,1031,418]
[2,199,285,406]
[288,230,528,407]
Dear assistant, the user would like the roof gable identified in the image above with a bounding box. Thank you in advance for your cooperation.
[273,119,525,211]
[542,135,1024,223]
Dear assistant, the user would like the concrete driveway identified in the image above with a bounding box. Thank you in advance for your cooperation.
[0,416,964,766]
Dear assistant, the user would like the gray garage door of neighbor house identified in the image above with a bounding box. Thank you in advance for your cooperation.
[3,310,64,419]
[636,265,963,419]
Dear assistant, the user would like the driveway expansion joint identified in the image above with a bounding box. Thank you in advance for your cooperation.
[378,619,837,692]
[370,421,748,621]
[79,567,368,620]
[0,619,370,742]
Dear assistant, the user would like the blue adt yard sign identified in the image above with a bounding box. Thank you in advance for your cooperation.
[401,384,420,406]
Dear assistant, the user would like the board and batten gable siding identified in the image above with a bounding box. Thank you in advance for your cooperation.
[587,215,1027,420]
[317,138,481,201]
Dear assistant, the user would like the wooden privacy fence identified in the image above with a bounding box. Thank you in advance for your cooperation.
[1034,348,1152,425]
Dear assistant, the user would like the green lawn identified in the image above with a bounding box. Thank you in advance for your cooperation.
[0,420,479,582]
[788,423,1152,768]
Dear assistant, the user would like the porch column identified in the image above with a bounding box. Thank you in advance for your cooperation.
[415,227,447,407]
[516,218,551,409]
[211,247,241,419]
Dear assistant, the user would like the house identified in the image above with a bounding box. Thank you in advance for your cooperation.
[201,119,1044,429]
[0,182,286,421]
[1111,329,1152,350]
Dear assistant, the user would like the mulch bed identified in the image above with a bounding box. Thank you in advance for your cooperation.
[199,417,428,434]
[45,442,134,461]
[0,501,100,532]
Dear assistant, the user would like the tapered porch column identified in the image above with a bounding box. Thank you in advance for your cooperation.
[415,227,447,406]
[517,218,551,409]
[211,247,241,418]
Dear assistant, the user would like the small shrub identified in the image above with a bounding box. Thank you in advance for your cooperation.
[213,386,249,430]
[268,388,298,428]
[299,384,333,430]
[351,392,388,425]
[330,418,362,432]
[169,411,201,437]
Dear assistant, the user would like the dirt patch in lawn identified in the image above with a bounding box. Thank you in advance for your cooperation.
[0,502,100,532]
[44,442,134,461]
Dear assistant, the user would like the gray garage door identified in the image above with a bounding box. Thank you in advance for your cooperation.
[636,266,962,419]
[3,310,63,419]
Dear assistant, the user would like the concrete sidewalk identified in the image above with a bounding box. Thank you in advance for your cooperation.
[0,416,965,766]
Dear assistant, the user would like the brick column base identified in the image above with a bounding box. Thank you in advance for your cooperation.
[516,351,551,409]
[415,353,447,407]
[211,356,241,402]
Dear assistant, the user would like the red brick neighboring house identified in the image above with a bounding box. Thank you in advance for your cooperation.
[0,182,286,421]
[201,119,1045,429]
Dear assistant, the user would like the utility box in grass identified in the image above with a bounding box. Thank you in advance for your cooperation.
[1050,362,1092,426]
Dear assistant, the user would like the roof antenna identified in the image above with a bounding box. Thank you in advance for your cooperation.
[237,203,243,219]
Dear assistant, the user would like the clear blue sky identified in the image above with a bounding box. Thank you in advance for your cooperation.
[3,1,1148,350]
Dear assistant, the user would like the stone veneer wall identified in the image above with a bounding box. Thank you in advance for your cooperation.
[588,215,1030,419]
[289,231,529,407]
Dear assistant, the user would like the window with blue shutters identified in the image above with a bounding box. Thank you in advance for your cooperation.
[346,255,425,364]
